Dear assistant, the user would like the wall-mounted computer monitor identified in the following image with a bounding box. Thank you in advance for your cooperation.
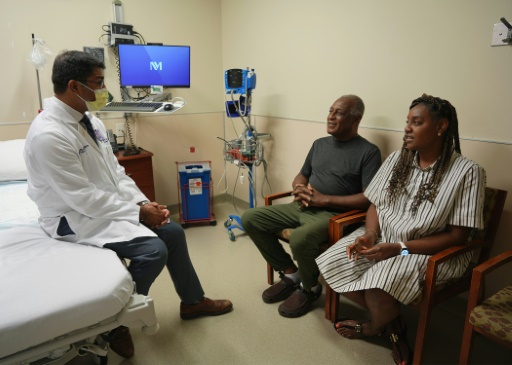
[118,44,190,88]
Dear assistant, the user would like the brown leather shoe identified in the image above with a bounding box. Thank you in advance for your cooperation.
[108,326,134,358]
[180,297,233,320]
[262,273,299,303]
[278,285,322,318]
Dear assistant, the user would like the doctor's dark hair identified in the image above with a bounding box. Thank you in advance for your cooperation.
[52,50,105,94]
[386,93,461,216]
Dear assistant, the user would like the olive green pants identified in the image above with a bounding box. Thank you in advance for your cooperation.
[241,202,340,290]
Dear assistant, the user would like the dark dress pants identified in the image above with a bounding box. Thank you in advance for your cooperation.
[104,220,204,304]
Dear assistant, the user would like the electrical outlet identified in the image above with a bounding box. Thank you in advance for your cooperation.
[116,123,124,137]
[491,23,510,47]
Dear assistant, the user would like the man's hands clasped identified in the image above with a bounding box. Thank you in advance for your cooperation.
[139,202,170,229]
[292,183,327,209]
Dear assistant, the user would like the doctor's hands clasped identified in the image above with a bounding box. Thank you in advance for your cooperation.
[139,202,170,228]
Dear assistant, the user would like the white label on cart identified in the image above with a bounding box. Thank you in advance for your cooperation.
[189,178,202,195]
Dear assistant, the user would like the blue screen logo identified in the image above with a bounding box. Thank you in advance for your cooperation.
[150,61,163,71]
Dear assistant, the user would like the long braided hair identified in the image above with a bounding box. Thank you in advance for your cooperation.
[386,94,461,216]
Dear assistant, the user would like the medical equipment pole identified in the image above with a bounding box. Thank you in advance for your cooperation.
[32,34,43,112]
[249,165,255,208]
[224,126,257,241]
[223,68,260,241]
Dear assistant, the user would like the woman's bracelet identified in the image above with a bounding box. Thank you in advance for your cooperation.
[366,228,380,239]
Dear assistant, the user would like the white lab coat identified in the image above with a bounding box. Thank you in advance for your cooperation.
[24,97,156,247]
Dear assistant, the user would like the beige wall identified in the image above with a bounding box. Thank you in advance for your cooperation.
[0,0,223,124]
[219,0,512,294]
[1,0,511,291]
[221,0,512,143]
[130,112,226,206]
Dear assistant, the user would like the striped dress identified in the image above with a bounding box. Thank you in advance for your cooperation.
[316,150,486,304]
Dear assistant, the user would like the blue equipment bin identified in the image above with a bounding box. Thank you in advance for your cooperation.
[177,161,215,224]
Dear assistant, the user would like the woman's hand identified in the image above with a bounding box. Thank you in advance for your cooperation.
[346,233,376,261]
[357,242,402,262]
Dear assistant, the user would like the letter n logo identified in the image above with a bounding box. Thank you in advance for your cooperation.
[150,62,162,71]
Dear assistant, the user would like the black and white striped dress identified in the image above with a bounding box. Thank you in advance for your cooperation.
[316,151,486,304]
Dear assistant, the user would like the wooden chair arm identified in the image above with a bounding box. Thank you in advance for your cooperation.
[465,249,512,325]
[472,249,512,276]
[427,239,486,266]
[328,210,366,246]
[329,210,367,224]
[265,191,293,206]
[421,239,487,307]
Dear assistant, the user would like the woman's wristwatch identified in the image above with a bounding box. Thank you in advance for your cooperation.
[398,241,409,255]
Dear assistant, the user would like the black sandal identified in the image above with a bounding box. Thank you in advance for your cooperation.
[386,317,412,365]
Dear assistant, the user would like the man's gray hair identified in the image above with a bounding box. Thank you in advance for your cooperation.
[342,94,365,118]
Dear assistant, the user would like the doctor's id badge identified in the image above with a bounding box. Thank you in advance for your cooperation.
[189,178,203,195]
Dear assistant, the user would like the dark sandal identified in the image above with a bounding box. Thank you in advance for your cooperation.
[386,317,412,365]
[333,317,369,339]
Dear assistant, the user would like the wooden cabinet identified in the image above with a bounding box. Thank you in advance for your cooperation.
[115,149,156,201]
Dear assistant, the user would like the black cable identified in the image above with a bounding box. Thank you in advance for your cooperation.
[112,46,128,101]
[99,34,110,43]
[134,33,145,44]
[124,114,138,155]
[231,164,241,216]
[132,31,146,44]
[246,165,257,207]
[113,46,121,80]
[259,159,272,197]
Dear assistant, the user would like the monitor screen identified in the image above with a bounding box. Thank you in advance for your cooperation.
[118,44,190,88]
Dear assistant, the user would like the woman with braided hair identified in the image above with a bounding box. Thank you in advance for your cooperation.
[316,94,486,365]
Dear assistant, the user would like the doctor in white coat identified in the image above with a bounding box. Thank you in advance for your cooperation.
[24,50,232,358]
